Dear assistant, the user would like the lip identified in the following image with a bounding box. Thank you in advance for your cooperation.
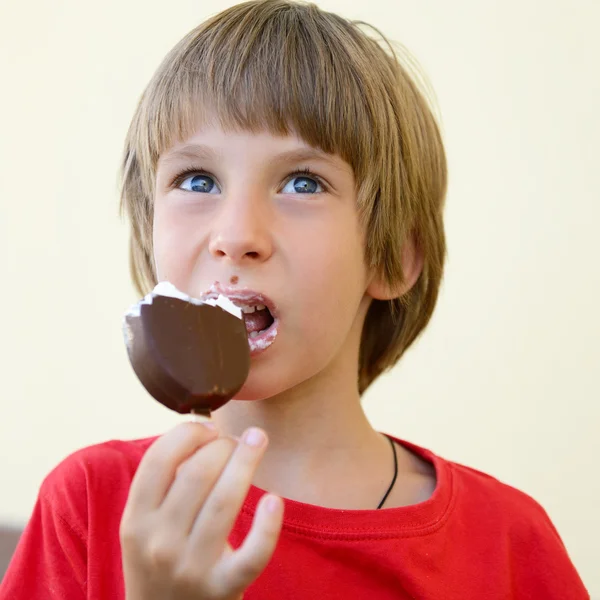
[200,283,279,356]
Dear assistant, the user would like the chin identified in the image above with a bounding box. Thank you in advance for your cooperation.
[235,360,341,409]
[230,371,288,402]
[229,357,312,402]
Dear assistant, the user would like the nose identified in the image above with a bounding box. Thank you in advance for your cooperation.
[208,189,273,265]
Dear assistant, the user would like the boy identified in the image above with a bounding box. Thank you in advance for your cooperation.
[0,0,589,598]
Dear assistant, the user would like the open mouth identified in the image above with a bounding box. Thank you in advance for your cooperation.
[200,285,279,355]
[240,304,275,338]
[237,302,278,354]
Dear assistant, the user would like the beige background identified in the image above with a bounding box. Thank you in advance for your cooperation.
[1,0,598,594]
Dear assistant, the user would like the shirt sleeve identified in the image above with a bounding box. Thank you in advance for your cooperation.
[0,488,87,599]
[512,502,590,599]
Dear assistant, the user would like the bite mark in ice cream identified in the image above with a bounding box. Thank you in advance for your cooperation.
[123,282,250,416]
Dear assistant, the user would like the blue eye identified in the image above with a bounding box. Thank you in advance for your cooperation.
[173,168,325,195]
[282,174,323,194]
[179,174,219,194]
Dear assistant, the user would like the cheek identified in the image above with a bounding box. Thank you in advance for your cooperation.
[152,203,203,283]
[288,215,367,329]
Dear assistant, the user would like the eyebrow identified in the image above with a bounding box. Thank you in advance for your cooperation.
[159,143,348,173]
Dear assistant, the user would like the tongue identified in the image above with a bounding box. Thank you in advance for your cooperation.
[243,308,272,334]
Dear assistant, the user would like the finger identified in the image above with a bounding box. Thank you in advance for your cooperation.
[187,428,268,564]
[214,493,284,593]
[126,421,219,512]
[158,436,238,536]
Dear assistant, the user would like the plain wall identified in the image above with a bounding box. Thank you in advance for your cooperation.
[1,0,598,594]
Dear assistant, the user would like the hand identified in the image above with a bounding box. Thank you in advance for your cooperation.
[120,421,283,600]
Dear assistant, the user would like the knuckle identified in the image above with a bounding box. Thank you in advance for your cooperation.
[177,460,216,487]
[119,518,144,549]
[212,436,238,456]
[234,558,263,585]
[206,492,230,519]
[178,437,237,479]
[145,537,179,571]
[141,452,170,475]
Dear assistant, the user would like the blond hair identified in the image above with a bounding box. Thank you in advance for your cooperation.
[119,0,447,395]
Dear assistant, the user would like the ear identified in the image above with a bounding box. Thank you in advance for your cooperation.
[366,236,424,301]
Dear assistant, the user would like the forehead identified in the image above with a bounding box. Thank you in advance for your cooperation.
[158,122,353,175]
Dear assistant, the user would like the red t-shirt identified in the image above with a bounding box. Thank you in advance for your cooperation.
[0,434,589,599]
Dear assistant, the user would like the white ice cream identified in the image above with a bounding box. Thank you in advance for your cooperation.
[125,281,243,320]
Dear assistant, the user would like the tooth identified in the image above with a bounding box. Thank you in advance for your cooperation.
[255,304,266,311]
[241,305,256,314]
[249,331,260,338]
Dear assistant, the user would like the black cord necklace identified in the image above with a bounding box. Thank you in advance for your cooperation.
[376,435,398,509]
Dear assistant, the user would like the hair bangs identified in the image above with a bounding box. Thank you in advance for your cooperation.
[140,2,381,194]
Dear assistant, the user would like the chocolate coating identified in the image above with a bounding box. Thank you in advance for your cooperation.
[124,295,250,414]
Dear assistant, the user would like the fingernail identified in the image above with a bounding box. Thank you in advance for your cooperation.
[265,495,282,513]
[243,427,266,447]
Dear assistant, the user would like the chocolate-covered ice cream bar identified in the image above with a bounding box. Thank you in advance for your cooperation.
[123,283,250,416]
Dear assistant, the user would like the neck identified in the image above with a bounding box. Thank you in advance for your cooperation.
[212,356,396,508]
[215,365,376,457]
